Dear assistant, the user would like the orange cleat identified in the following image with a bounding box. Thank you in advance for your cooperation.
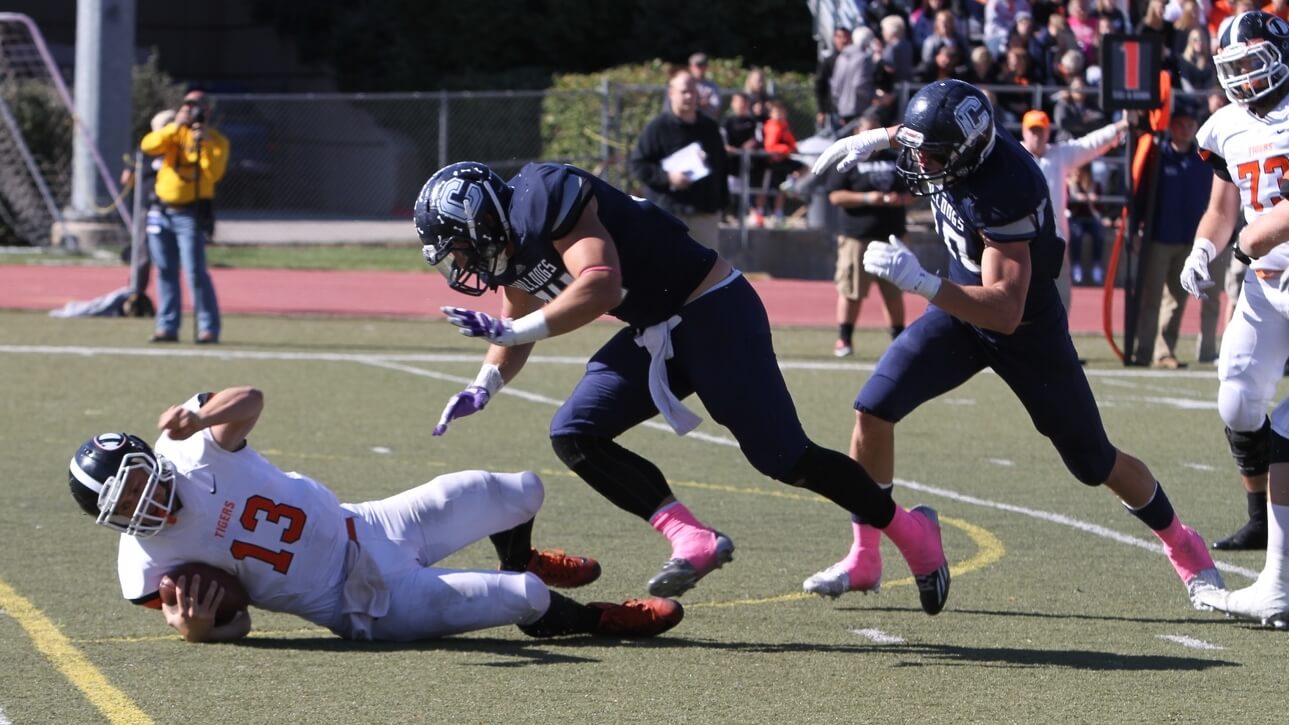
[526,549,602,588]
[591,597,684,637]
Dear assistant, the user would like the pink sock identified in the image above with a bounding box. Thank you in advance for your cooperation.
[882,507,944,576]
[650,501,717,572]
[837,522,883,585]
[1154,518,1215,583]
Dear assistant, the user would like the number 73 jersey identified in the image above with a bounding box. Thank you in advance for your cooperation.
[1197,98,1289,271]
[117,395,349,625]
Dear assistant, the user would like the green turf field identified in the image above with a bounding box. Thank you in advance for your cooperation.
[1,308,1284,724]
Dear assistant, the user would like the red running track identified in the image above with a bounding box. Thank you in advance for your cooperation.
[0,264,1204,335]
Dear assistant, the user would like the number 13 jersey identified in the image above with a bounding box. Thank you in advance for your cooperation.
[117,393,349,626]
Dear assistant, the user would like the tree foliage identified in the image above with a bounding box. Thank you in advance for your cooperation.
[250,0,818,92]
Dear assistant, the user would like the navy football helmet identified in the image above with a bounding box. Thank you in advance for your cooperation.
[68,432,176,537]
[894,80,997,196]
[1215,11,1289,106]
[413,162,513,296]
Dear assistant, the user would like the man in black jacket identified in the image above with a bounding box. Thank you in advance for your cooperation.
[630,70,728,249]
[814,26,852,132]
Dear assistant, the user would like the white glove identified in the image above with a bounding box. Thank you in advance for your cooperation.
[1179,238,1216,300]
[811,128,891,176]
[863,235,942,300]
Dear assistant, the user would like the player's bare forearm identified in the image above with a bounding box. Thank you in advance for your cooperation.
[928,281,1027,334]
[1239,197,1289,258]
[1195,180,1240,249]
[533,271,621,335]
[158,386,262,450]
[933,242,1030,333]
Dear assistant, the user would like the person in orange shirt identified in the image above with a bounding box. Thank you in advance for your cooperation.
[758,98,806,227]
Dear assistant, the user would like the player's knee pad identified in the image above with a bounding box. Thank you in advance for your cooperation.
[1218,381,1271,432]
[511,471,545,519]
[1052,433,1117,486]
[550,434,672,520]
[1226,418,1271,476]
[1271,428,1289,466]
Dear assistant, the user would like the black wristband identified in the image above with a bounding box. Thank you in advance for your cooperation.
[1233,239,1256,265]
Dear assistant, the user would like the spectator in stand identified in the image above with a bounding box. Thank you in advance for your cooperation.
[921,9,970,65]
[1007,11,1037,55]
[758,99,806,229]
[721,92,762,222]
[1052,77,1109,141]
[822,110,909,358]
[910,0,946,58]
[1019,108,1130,316]
[1137,0,1178,73]
[1031,12,1078,85]
[914,39,968,84]
[1067,164,1107,286]
[881,15,915,83]
[743,67,774,113]
[969,45,1001,84]
[985,0,1032,58]
[1067,0,1100,64]
[1170,1,1209,62]
[1177,27,1217,91]
[688,53,722,121]
[1266,0,1289,21]
[629,69,728,249]
[831,27,878,127]
[814,26,852,131]
[864,0,912,36]
[1055,49,1088,88]
[1131,104,1209,369]
[1095,0,1129,34]
[994,47,1039,122]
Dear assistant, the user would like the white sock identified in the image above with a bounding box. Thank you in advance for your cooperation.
[1266,502,1289,582]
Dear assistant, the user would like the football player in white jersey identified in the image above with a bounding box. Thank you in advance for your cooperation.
[67,386,683,642]
[1180,10,1289,627]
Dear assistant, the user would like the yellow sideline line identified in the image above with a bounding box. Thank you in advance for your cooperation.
[0,577,154,725]
[691,516,1005,609]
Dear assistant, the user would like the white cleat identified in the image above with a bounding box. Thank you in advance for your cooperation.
[802,562,881,599]
[1197,575,1289,629]
[1185,568,1226,612]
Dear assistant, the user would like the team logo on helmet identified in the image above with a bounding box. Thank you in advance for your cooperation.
[1270,16,1289,36]
[954,97,991,138]
[431,177,485,233]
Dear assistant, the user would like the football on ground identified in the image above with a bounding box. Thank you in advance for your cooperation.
[158,562,250,625]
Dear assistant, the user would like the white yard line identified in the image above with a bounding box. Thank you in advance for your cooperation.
[850,628,906,644]
[1157,634,1226,651]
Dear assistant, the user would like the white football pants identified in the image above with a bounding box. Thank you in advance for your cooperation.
[1218,272,1289,436]
[341,470,551,641]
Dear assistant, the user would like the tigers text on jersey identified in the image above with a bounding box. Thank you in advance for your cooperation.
[117,394,348,626]
[493,163,718,329]
[1197,95,1289,270]
[929,129,1065,324]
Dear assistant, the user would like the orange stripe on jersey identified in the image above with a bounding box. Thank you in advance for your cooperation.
[1199,148,1212,161]
[132,592,162,609]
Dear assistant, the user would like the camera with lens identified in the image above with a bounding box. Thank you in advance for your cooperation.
[187,105,205,125]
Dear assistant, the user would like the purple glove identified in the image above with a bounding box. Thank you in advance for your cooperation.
[432,386,490,436]
[442,307,510,341]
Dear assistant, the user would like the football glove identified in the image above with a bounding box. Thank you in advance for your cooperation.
[1179,238,1216,300]
[441,306,549,346]
[432,386,490,436]
[810,128,891,176]
[863,235,942,300]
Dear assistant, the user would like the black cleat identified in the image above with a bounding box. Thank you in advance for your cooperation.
[1212,518,1268,551]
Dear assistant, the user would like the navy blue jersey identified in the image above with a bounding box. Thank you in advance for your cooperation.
[493,163,718,329]
[929,130,1064,323]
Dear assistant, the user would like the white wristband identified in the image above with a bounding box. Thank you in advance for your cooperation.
[912,271,942,300]
[471,363,505,395]
[857,127,891,152]
[505,310,550,346]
